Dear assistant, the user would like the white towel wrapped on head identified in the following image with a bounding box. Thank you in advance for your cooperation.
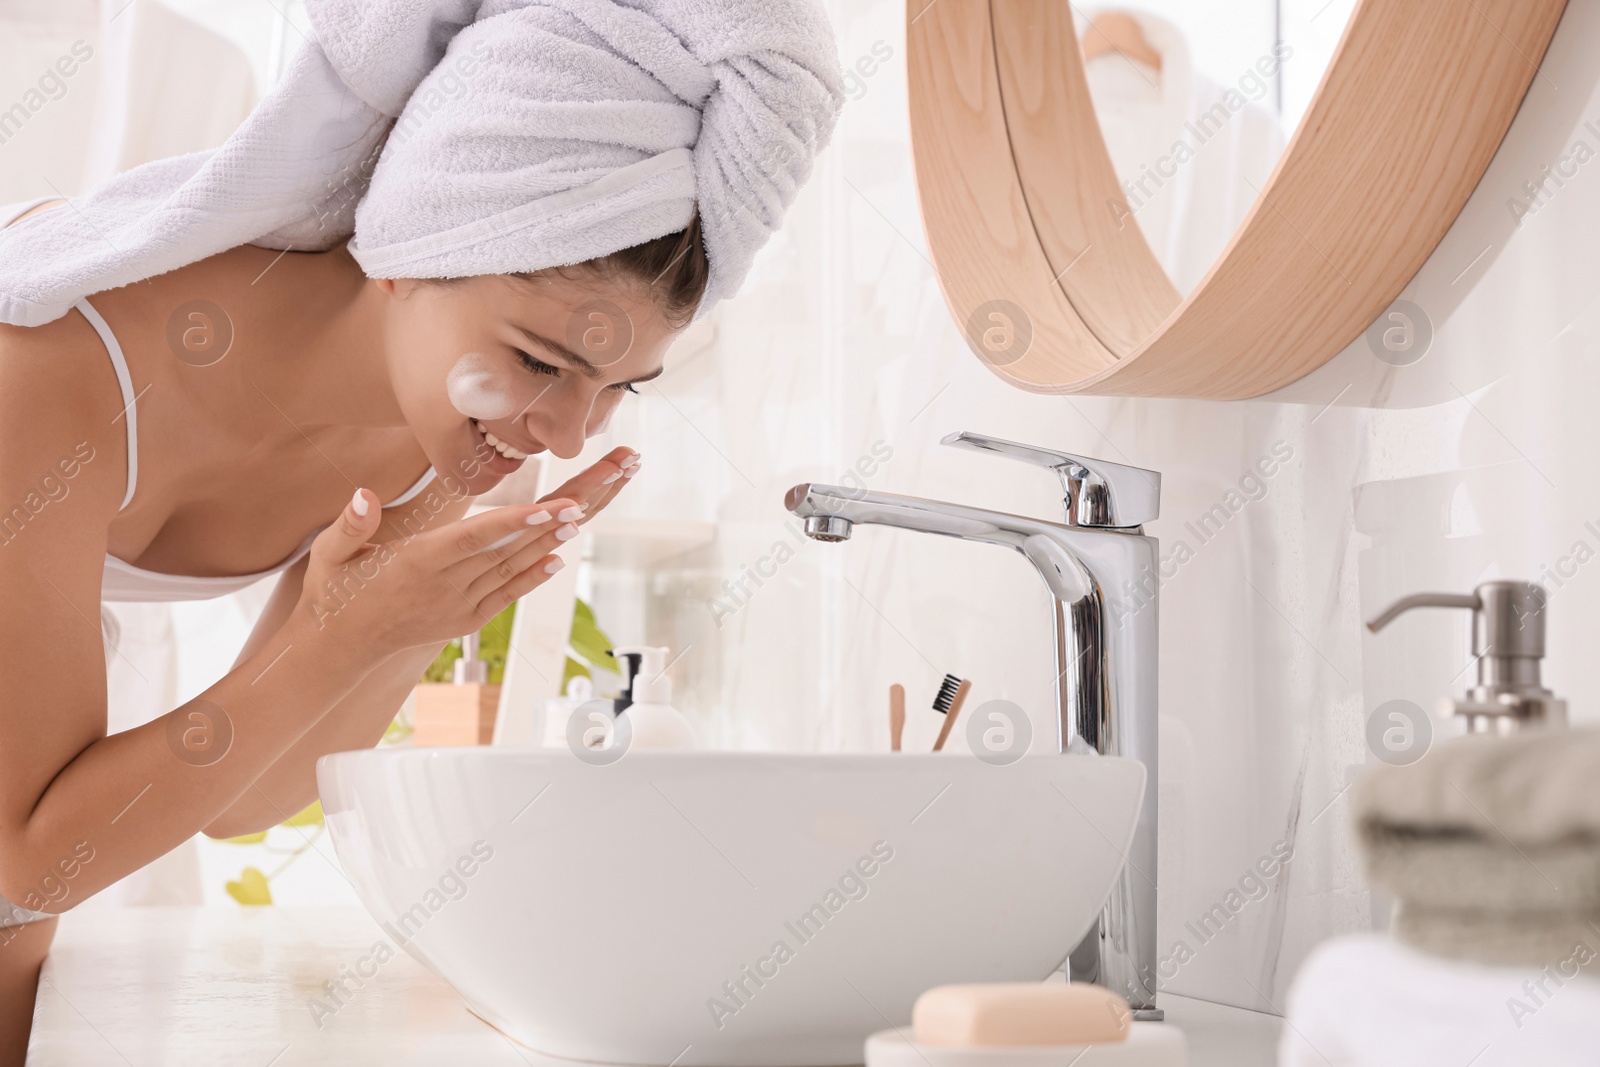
[0,0,843,328]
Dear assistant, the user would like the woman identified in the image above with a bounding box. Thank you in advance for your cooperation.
[0,0,841,1057]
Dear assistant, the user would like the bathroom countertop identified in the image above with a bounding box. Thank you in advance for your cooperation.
[29,906,1283,1065]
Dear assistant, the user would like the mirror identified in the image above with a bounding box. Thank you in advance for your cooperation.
[1074,2,1359,296]
[906,0,1567,398]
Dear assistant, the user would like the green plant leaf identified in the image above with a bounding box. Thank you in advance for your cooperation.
[478,600,516,684]
[225,867,273,906]
[569,597,615,673]
[219,831,268,846]
[421,600,518,684]
[415,596,615,710]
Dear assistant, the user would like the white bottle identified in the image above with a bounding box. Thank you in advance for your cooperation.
[613,645,697,750]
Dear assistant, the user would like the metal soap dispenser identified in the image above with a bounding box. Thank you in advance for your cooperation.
[1366,580,1567,733]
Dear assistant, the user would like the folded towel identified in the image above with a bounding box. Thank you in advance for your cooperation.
[1283,933,1600,1067]
[0,0,843,328]
[1353,726,1600,966]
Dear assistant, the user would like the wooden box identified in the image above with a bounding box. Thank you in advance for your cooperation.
[412,683,501,747]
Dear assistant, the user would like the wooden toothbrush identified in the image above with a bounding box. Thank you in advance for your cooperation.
[932,674,972,752]
[889,684,905,751]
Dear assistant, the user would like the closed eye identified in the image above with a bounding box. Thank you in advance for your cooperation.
[514,348,639,394]
[514,349,560,377]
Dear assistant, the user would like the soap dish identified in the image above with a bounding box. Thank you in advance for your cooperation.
[865,1022,1186,1066]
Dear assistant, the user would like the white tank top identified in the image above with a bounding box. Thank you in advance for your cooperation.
[79,295,438,601]
[3,196,437,603]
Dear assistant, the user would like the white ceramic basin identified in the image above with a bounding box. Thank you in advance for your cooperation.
[317,750,1145,1066]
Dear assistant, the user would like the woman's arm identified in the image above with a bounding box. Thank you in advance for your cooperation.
[0,505,378,911]
[201,494,474,838]
[201,448,641,837]
[0,327,378,911]
[0,484,562,909]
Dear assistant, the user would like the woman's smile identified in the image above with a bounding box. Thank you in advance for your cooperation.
[471,418,534,472]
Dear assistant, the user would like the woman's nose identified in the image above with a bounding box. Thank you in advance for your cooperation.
[531,405,589,460]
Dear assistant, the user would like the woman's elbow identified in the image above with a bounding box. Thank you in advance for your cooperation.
[0,838,98,916]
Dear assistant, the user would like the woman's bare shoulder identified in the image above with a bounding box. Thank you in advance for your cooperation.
[0,309,121,412]
[0,310,128,516]
[0,200,117,418]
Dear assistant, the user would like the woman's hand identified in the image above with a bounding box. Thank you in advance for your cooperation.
[539,446,640,526]
[293,489,585,656]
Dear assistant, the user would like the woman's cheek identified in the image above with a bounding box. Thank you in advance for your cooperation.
[445,351,519,420]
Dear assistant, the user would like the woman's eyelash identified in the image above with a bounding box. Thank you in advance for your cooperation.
[514,349,639,394]
[514,349,560,377]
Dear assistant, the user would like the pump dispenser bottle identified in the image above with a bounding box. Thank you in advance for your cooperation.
[609,645,697,749]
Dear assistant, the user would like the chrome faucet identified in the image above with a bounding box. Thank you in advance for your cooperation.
[785,431,1163,1018]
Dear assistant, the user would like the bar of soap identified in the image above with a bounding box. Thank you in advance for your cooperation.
[913,983,1132,1047]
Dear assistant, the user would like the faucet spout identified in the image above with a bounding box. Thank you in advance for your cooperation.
[788,483,1099,605]
[786,467,1162,1018]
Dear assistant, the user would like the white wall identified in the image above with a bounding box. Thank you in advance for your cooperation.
[577,0,1600,1014]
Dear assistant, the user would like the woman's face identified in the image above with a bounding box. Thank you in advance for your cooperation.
[377,271,679,495]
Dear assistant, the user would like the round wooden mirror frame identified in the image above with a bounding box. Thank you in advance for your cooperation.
[907,0,1569,399]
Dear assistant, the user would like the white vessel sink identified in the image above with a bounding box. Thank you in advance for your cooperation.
[317,749,1145,1066]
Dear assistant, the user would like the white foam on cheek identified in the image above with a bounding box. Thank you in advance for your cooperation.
[445,351,517,420]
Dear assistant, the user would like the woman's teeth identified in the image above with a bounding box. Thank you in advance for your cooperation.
[474,419,529,461]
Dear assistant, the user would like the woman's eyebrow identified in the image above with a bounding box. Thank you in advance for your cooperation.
[513,323,665,386]
[513,325,604,380]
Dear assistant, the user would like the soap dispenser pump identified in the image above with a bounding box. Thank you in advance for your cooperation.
[607,645,697,749]
[1366,580,1567,733]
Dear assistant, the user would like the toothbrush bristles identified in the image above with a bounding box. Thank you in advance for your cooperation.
[933,673,963,715]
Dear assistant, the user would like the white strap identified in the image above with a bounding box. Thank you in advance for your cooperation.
[74,297,139,511]
[383,466,437,508]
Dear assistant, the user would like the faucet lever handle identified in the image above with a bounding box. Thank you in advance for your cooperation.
[941,431,1160,527]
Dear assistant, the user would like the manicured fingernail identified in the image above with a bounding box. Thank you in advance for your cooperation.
[557,506,584,522]
[524,509,551,525]
[554,523,579,541]
[622,460,641,478]
[350,489,369,517]
[602,471,621,485]
[544,557,565,575]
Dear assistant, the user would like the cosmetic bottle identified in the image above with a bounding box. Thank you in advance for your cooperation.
[611,645,696,750]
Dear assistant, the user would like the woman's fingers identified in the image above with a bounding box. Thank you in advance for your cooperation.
[583,449,641,515]
[464,533,570,603]
[456,512,580,589]
[540,447,640,523]
[309,488,383,567]
[476,553,566,618]
[431,497,584,564]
